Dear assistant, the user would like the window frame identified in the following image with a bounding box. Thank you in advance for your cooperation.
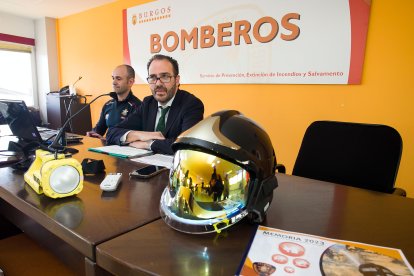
[0,33,38,108]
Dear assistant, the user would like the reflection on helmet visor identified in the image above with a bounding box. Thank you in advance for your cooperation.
[166,149,250,221]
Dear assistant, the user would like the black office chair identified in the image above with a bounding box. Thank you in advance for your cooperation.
[286,121,406,196]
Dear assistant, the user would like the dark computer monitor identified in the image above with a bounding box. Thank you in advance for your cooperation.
[0,99,43,142]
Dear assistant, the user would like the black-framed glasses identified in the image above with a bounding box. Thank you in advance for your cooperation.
[146,75,175,84]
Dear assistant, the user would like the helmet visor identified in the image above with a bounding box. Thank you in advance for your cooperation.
[160,149,250,233]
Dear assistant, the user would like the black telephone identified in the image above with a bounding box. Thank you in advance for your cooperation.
[59,85,70,95]
[58,76,82,95]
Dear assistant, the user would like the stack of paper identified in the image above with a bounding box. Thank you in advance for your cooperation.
[131,154,174,168]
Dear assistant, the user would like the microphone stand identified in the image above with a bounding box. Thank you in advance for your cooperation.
[72,76,82,87]
[62,95,77,133]
[48,93,112,154]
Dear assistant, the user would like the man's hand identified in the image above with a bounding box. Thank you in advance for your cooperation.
[86,131,106,141]
[126,131,165,142]
[129,140,153,150]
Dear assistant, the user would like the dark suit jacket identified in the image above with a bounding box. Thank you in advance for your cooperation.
[106,89,204,155]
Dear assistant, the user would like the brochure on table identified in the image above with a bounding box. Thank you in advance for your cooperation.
[238,226,413,276]
[88,145,152,158]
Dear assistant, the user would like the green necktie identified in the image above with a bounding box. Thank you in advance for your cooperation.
[155,106,170,133]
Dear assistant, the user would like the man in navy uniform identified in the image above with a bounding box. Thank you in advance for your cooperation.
[86,64,141,140]
[106,55,204,155]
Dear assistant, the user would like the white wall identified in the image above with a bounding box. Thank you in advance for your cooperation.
[0,11,59,124]
[35,17,59,122]
[0,11,35,38]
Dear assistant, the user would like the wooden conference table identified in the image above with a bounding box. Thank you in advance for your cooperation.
[95,173,414,275]
[1,134,414,275]
[0,136,167,275]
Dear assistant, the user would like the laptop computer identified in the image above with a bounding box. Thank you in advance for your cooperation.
[0,99,83,144]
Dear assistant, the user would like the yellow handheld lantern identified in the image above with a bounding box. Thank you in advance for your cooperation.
[24,149,84,198]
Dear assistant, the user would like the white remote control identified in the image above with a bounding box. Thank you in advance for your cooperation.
[100,173,122,192]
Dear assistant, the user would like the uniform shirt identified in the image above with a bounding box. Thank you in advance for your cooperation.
[93,91,141,136]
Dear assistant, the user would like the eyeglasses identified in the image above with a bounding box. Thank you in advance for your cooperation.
[146,75,175,84]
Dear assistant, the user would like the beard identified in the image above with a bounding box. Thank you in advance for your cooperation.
[113,85,129,95]
[152,83,177,104]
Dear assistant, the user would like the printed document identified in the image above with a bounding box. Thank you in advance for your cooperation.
[238,226,413,276]
[131,154,174,168]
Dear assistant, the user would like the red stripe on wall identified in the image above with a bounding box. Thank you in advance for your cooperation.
[0,33,35,46]
[123,9,131,65]
[348,0,371,84]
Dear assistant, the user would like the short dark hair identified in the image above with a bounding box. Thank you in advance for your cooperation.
[147,54,179,76]
[124,64,135,79]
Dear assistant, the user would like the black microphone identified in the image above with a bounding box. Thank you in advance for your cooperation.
[48,92,115,153]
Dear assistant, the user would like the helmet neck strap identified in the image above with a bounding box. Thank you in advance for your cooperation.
[246,175,278,223]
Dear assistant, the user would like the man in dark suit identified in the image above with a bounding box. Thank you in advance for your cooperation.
[106,54,204,155]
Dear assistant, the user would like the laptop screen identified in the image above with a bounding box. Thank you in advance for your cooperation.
[0,99,42,142]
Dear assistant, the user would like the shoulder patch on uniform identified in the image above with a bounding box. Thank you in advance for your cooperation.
[105,99,115,106]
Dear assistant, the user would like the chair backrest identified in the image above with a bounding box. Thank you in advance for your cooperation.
[292,121,402,193]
